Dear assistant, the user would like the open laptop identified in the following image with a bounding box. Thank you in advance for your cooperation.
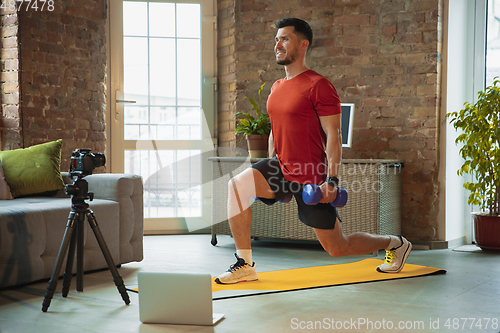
[138,271,224,326]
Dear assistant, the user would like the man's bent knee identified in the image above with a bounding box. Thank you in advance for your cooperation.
[229,168,274,199]
[314,224,351,257]
[228,170,256,197]
[324,244,350,257]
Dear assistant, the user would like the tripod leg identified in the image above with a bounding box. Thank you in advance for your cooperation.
[85,209,130,305]
[61,223,78,297]
[42,212,78,312]
[76,211,85,292]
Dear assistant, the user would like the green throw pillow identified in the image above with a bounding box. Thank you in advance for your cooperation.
[0,139,65,198]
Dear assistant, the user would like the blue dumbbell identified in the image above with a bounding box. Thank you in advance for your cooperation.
[302,184,348,207]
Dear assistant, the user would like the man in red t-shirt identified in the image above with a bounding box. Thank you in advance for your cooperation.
[215,18,411,284]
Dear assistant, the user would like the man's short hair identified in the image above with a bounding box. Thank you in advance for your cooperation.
[275,18,313,50]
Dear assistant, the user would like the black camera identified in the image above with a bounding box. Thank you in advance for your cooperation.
[69,148,106,178]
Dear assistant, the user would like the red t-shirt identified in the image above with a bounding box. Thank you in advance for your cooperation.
[266,70,341,184]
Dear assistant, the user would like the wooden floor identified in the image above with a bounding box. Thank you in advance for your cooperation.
[0,234,499,333]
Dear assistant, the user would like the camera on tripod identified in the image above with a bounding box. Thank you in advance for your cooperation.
[69,148,106,178]
[42,147,129,312]
[65,149,106,200]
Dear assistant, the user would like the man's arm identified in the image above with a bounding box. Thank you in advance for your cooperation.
[318,113,342,203]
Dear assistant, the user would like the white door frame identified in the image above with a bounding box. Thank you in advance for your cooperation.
[107,0,217,234]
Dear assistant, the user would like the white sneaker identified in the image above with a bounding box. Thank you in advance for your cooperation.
[215,254,258,284]
[377,236,412,273]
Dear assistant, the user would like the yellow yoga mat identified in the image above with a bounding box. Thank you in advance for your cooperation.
[212,259,446,300]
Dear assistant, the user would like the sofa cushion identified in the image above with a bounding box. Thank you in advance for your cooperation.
[0,140,65,198]
[0,161,13,200]
[0,197,120,288]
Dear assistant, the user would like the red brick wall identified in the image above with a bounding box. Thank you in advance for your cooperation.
[1,9,21,150]
[217,0,442,241]
[1,0,107,171]
[3,0,441,240]
[217,0,238,146]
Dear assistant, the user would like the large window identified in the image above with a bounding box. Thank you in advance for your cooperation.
[122,2,203,218]
[486,0,500,86]
[110,0,216,233]
[122,2,202,142]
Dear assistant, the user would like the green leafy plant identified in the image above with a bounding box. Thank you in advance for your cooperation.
[446,77,500,215]
[235,83,271,137]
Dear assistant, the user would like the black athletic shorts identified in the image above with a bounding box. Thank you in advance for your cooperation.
[251,157,339,230]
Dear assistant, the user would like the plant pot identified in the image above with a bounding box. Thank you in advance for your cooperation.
[473,213,500,251]
[245,134,268,158]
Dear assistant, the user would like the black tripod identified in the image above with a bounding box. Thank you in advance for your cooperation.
[42,175,130,312]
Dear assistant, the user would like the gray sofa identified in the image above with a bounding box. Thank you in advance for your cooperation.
[0,172,144,289]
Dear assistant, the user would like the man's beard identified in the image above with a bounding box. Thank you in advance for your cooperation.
[276,48,298,66]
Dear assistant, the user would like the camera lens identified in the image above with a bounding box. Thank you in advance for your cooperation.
[92,153,106,168]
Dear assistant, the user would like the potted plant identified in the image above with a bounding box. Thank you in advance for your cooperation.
[446,77,500,250]
[235,83,271,158]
